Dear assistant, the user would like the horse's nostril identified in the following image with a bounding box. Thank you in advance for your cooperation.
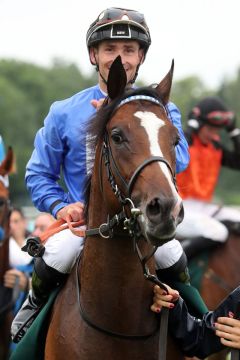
[147,198,161,217]
[178,202,184,224]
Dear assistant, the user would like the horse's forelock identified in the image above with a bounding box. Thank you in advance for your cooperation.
[88,86,163,149]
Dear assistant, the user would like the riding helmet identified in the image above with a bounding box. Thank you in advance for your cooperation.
[86,7,151,64]
[188,96,235,129]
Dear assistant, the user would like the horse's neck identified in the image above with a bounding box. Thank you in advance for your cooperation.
[80,174,157,333]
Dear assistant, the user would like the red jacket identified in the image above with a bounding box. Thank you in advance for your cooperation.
[176,135,222,201]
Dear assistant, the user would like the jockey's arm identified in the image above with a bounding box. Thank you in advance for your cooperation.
[166,102,190,173]
[25,103,87,218]
[26,106,69,217]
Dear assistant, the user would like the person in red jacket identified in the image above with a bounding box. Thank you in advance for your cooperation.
[176,96,240,259]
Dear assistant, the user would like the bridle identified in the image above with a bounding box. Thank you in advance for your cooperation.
[99,95,177,241]
[79,95,177,359]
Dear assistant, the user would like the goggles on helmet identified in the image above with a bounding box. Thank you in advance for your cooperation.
[205,111,235,127]
[93,8,146,29]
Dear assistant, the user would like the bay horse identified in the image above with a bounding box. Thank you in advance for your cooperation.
[0,147,15,360]
[44,57,185,360]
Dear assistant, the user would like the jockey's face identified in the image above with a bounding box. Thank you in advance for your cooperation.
[90,40,144,92]
[198,124,221,145]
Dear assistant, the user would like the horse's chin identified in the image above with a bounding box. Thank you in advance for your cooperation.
[145,231,176,246]
[138,216,177,246]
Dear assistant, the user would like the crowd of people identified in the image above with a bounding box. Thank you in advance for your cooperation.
[3,210,55,314]
[1,5,240,359]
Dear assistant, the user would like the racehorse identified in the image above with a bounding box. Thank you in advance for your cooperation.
[44,57,185,360]
[0,147,14,360]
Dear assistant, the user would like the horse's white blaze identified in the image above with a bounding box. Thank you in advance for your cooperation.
[134,111,180,202]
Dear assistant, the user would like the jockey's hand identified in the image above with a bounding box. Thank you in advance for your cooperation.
[151,284,179,313]
[91,98,105,111]
[215,312,240,349]
[4,269,28,291]
[56,202,85,222]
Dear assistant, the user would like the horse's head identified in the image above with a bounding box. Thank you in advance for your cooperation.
[0,147,14,243]
[88,57,184,246]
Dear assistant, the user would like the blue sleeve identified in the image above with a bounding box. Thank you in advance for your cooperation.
[167,102,190,173]
[25,105,69,216]
[0,135,6,163]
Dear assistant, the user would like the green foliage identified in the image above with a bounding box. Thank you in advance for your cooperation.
[171,75,211,126]
[0,58,97,204]
[0,58,240,206]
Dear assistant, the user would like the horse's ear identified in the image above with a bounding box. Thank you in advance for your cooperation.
[155,59,174,105]
[107,55,127,100]
[0,147,16,176]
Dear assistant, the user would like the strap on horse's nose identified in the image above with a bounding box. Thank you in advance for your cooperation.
[127,156,176,196]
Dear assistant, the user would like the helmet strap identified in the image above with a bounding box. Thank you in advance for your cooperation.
[128,62,141,84]
[92,51,108,85]
[99,69,108,86]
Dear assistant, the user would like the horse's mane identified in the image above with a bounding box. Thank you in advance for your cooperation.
[83,85,163,216]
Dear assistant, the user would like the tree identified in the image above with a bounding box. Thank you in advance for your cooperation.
[0,59,97,204]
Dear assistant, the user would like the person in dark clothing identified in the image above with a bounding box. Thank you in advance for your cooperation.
[151,283,240,358]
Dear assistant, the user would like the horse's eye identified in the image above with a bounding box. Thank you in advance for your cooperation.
[111,131,123,144]
[174,136,180,146]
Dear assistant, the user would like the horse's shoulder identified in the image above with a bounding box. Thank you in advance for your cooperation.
[54,259,79,310]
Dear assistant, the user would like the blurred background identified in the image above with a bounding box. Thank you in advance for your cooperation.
[1,0,240,209]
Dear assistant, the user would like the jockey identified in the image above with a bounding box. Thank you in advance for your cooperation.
[176,96,240,259]
[11,7,192,342]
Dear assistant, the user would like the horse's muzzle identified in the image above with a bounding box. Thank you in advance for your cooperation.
[139,196,184,245]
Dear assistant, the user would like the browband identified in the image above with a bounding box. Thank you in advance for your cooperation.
[118,95,162,108]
